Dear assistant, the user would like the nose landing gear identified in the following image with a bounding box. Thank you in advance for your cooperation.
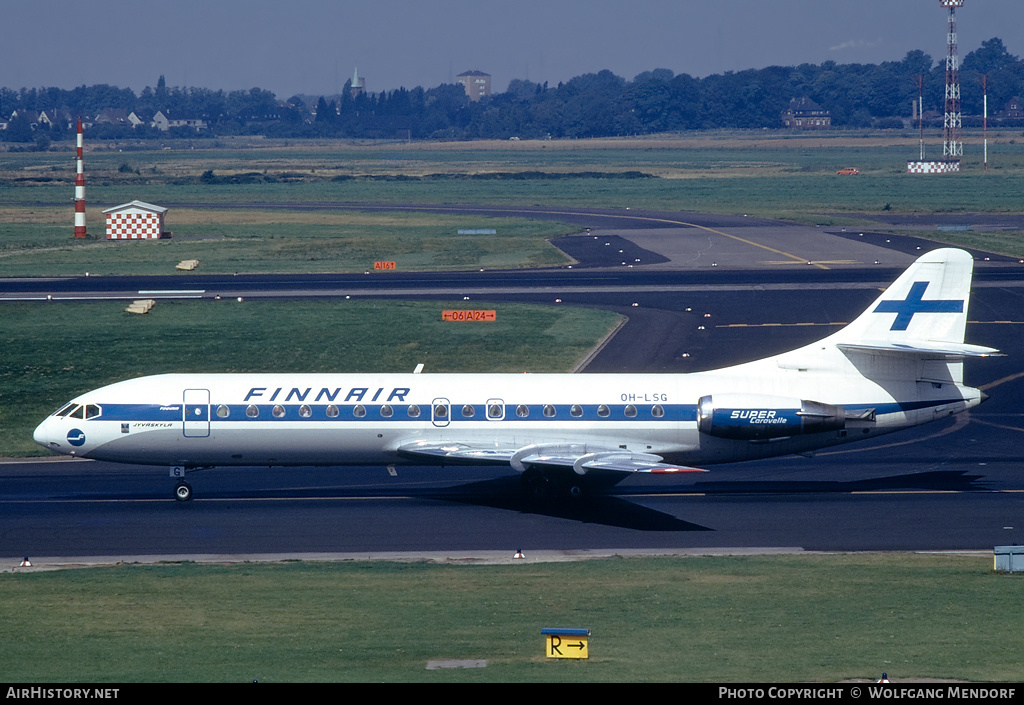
[174,480,193,502]
[171,465,194,502]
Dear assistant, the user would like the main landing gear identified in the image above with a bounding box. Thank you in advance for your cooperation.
[520,467,625,502]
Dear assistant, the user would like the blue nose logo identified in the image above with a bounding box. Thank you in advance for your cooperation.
[67,429,86,446]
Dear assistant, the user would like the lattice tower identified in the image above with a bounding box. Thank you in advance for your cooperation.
[941,0,963,159]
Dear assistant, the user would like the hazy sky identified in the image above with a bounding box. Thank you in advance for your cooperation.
[6,0,1023,98]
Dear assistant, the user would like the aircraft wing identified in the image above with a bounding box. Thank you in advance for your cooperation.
[396,440,705,476]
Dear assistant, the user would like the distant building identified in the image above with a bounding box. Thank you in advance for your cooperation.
[151,110,207,132]
[8,109,40,128]
[103,200,169,240]
[152,111,171,131]
[350,67,366,98]
[94,108,132,127]
[38,109,72,130]
[457,70,491,101]
[127,111,149,129]
[1001,97,1023,119]
[781,97,831,130]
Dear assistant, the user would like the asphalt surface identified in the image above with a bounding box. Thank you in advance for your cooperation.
[2,205,1022,567]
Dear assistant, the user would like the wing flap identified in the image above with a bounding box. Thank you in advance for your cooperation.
[396,440,518,465]
[396,440,705,475]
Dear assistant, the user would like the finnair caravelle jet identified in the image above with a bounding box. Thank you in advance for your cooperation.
[34,248,998,501]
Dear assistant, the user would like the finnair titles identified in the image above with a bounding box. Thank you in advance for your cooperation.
[34,248,999,501]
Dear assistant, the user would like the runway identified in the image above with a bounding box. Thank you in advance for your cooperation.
[2,205,1022,565]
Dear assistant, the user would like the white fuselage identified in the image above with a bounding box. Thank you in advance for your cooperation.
[32,361,981,470]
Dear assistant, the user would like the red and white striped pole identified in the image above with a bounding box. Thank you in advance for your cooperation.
[74,118,87,238]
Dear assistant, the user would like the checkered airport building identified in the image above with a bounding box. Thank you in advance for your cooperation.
[103,200,168,240]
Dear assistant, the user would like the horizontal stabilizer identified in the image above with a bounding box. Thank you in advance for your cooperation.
[837,340,1001,359]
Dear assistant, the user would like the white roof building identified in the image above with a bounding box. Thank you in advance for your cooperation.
[102,200,170,240]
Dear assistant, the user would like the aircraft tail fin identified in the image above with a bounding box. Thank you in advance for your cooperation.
[829,248,998,359]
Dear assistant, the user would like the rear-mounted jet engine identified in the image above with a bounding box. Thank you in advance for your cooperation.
[697,393,849,440]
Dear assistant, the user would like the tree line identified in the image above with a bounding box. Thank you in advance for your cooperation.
[2,38,1022,144]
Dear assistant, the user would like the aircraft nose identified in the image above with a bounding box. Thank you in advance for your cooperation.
[33,419,58,451]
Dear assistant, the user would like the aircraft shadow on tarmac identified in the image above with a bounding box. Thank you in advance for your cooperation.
[679,469,990,495]
[415,468,989,531]
[426,475,711,531]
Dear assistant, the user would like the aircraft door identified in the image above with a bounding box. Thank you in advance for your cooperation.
[183,389,211,438]
[431,398,450,427]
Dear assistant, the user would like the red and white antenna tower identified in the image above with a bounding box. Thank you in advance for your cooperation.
[941,0,963,161]
[74,118,86,238]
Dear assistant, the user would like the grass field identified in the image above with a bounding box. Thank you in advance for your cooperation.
[3,131,1023,270]
[1,553,1021,683]
[0,209,573,276]
[0,299,622,457]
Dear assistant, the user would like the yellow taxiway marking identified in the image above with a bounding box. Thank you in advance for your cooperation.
[718,322,846,328]
[398,204,831,270]
[764,260,857,266]
[970,418,1024,434]
[851,490,961,495]
[979,370,1024,393]
[720,319,1022,330]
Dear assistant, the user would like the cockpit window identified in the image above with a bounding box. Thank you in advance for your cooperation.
[84,404,102,419]
[53,403,77,417]
[68,405,86,420]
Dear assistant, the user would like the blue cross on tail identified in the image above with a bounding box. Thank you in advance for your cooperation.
[873,281,963,331]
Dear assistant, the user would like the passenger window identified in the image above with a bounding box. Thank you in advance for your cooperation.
[624,405,637,418]
[216,405,230,418]
[597,404,610,417]
[326,405,339,418]
[353,405,366,418]
[461,404,475,418]
[246,405,259,418]
[407,404,421,418]
[273,405,285,418]
[488,404,503,419]
[380,404,393,418]
[651,405,665,418]
[433,404,448,418]
[516,404,529,418]
[570,404,583,418]
[543,405,556,417]
[299,405,312,418]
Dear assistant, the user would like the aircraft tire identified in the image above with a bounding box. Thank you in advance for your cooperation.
[174,481,193,502]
